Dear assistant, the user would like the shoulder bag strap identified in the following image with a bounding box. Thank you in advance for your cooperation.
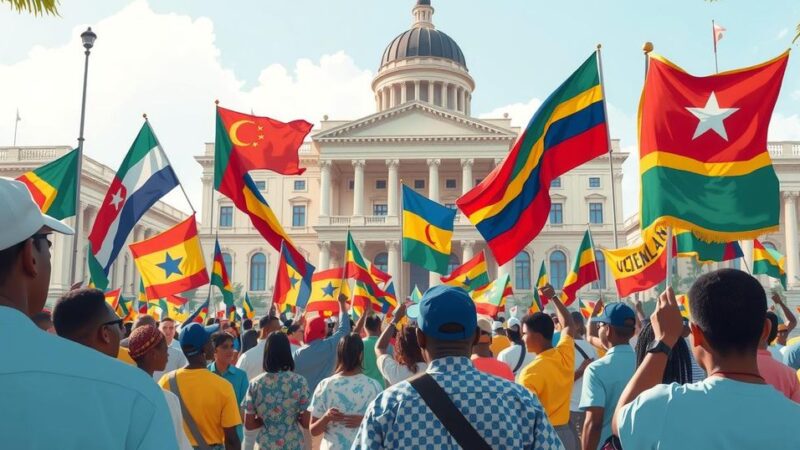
[575,341,591,361]
[512,344,527,374]
[409,373,492,450]
[167,372,211,450]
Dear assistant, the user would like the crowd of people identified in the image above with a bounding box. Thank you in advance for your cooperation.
[3,175,800,450]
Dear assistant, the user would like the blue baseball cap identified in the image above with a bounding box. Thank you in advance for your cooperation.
[179,323,220,356]
[592,303,635,328]
[417,286,478,341]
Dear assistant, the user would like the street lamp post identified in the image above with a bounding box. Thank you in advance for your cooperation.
[69,27,97,286]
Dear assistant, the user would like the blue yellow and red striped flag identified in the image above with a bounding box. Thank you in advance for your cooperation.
[457,52,609,265]
[402,185,456,274]
[561,231,598,306]
[210,239,234,306]
[273,240,315,310]
[185,299,209,324]
[753,239,787,289]
[305,268,351,317]
[440,251,490,292]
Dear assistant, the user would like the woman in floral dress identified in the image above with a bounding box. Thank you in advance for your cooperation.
[242,331,310,450]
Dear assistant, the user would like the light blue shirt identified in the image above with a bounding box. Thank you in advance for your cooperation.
[784,341,800,369]
[618,377,800,449]
[0,306,178,449]
[579,345,635,449]
[293,309,351,393]
[308,373,382,449]
[208,362,249,441]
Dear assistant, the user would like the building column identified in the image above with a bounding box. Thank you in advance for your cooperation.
[784,191,799,287]
[414,81,420,101]
[460,158,474,195]
[466,92,471,116]
[320,160,332,216]
[442,83,448,109]
[383,87,390,110]
[462,240,475,262]
[389,84,396,108]
[458,88,466,113]
[375,93,380,111]
[427,158,440,202]
[428,81,434,105]
[352,159,365,216]
[387,159,399,217]
[318,241,330,270]
[400,82,407,104]
[201,175,213,233]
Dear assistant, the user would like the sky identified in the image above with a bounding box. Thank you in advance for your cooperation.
[1,0,799,220]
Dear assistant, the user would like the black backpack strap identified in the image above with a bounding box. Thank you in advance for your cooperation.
[575,342,591,361]
[409,373,492,450]
[512,344,527,374]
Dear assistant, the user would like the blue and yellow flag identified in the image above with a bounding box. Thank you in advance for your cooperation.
[242,293,255,319]
[402,185,456,274]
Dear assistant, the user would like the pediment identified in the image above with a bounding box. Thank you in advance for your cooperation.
[313,101,518,143]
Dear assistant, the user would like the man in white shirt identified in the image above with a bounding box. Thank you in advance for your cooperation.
[154,317,187,380]
[497,317,535,377]
[568,311,597,438]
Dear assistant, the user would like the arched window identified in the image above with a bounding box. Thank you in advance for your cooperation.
[374,252,388,273]
[592,250,607,289]
[447,254,461,275]
[515,252,532,290]
[550,250,567,290]
[222,252,233,278]
[249,253,267,291]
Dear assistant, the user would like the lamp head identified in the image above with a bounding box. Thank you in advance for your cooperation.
[81,27,97,50]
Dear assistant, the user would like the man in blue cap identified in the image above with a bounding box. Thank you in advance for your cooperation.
[352,285,564,449]
[158,323,242,450]
[578,301,636,450]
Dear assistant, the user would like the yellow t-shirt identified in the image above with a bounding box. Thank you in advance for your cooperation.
[117,347,135,365]
[158,368,242,446]
[518,333,575,426]
[490,335,511,357]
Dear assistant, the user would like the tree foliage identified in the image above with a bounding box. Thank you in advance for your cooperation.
[2,0,59,16]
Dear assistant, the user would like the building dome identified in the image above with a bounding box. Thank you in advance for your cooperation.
[380,27,467,70]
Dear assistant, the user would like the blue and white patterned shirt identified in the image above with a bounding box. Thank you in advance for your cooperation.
[351,356,564,450]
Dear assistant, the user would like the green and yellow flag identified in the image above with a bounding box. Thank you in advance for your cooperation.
[753,239,787,289]
[402,185,456,274]
[533,261,549,310]
[16,149,78,219]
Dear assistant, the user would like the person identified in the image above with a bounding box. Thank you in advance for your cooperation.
[613,270,800,449]
[154,316,188,381]
[237,314,283,381]
[769,293,796,360]
[490,319,512,356]
[240,318,258,354]
[518,284,578,449]
[374,303,427,385]
[472,315,515,381]
[209,332,250,442]
[757,312,800,401]
[243,331,310,450]
[634,322,693,384]
[294,293,351,394]
[287,322,304,354]
[498,317,536,377]
[361,312,384,385]
[569,311,597,441]
[578,303,636,450]
[310,333,383,449]
[120,314,157,348]
[158,323,242,450]
[53,288,126,358]
[353,286,563,449]
[128,325,193,450]
[31,309,54,333]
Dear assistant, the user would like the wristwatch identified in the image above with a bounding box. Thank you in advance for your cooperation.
[646,339,672,356]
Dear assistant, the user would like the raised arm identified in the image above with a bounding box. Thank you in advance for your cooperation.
[353,306,368,336]
[539,284,574,337]
[376,303,406,356]
[586,299,605,349]
[772,293,797,333]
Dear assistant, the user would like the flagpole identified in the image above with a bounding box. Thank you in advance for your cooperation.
[596,44,619,249]
[144,114,197,214]
[586,223,608,301]
[398,181,405,303]
[643,42,653,80]
[665,227,674,289]
[712,20,719,74]
[13,109,20,146]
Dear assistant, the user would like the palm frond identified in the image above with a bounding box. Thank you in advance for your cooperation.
[2,0,59,16]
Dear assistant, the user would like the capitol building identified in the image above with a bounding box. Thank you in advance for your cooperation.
[1,0,797,312]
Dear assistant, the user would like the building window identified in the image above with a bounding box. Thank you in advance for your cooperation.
[475,178,483,186]
[374,252,388,273]
[515,252,532,290]
[592,250,606,289]
[373,204,388,216]
[293,180,306,192]
[255,180,266,191]
[375,180,387,189]
[348,180,354,190]
[550,203,563,224]
[589,203,603,224]
[445,179,457,189]
[589,177,601,188]
[551,177,562,188]
[414,179,425,189]
[249,253,266,291]
[222,252,233,279]
[292,205,306,227]
[219,206,233,228]
[445,203,457,210]
[447,255,461,275]
[549,250,567,290]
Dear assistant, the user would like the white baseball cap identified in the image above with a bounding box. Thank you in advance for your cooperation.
[507,317,521,329]
[0,177,74,251]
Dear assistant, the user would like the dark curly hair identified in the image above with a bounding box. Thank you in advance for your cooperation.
[395,325,425,374]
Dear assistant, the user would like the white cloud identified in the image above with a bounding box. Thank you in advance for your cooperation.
[479,98,542,127]
[777,28,789,40]
[0,0,374,217]
[768,113,800,140]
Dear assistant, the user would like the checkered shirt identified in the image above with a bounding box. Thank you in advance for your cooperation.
[351,356,564,450]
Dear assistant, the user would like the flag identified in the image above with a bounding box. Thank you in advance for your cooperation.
[130,215,209,299]
[402,185,456,274]
[410,285,423,303]
[273,240,315,310]
[87,122,180,289]
[369,263,391,287]
[242,293,255,319]
[713,23,726,45]
[676,294,692,321]
[345,232,379,286]
[561,231,598,305]
[457,53,609,265]
[185,299,210,324]
[352,282,379,319]
[381,281,398,314]
[118,296,135,322]
[440,251,490,292]
[305,268,351,316]
[471,274,512,318]
[210,239,234,306]
[16,148,78,219]
[579,300,597,320]
[753,239,787,289]
[639,52,788,242]
[529,296,543,314]
[533,261,549,309]
[226,303,240,323]
[104,289,121,312]
[675,228,743,264]
[602,225,672,298]
[215,106,312,177]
